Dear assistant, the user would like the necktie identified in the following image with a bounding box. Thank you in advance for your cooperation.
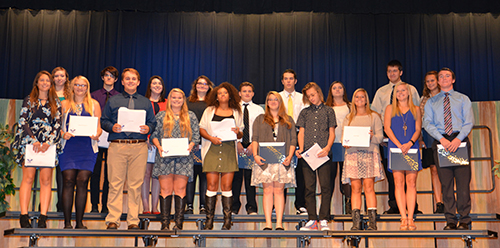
[128,95,135,109]
[389,85,395,104]
[443,92,452,135]
[287,94,294,117]
[243,103,250,147]
[105,91,110,104]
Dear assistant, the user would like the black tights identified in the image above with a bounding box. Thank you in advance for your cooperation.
[62,169,92,227]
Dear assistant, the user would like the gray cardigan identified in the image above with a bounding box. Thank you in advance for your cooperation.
[252,114,297,157]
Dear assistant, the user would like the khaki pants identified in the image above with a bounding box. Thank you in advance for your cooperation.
[105,142,148,226]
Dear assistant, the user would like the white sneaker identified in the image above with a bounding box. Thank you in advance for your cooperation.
[319,220,330,231]
[300,220,318,231]
[297,207,308,215]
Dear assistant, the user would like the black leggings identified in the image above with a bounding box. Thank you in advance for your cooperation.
[186,164,207,207]
[62,169,92,226]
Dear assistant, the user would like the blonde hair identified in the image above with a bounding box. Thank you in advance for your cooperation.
[263,91,292,129]
[390,82,417,118]
[346,88,375,125]
[67,76,94,116]
[301,82,325,105]
[163,88,192,139]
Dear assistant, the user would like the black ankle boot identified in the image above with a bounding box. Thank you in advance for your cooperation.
[38,214,48,228]
[221,196,233,230]
[159,195,172,230]
[20,214,32,228]
[172,195,186,230]
[204,195,217,230]
[367,209,377,230]
[351,209,361,230]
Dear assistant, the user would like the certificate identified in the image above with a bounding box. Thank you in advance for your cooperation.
[259,142,286,164]
[389,148,419,171]
[25,144,56,168]
[117,107,146,133]
[301,143,329,171]
[342,126,370,147]
[437,142,469,167]
[68,115,98,136]
[210,118,237,141]
[147,146,157,163]
[161,138,190,157]
[98,130,110,148]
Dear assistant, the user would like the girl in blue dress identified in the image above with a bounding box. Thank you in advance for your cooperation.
[384,82,422,231]
[59,76,102,229]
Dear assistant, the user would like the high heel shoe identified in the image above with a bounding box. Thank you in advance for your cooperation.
[408,219,417,231]
[399,218,408,231]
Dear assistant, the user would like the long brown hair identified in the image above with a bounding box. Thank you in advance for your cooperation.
[206,82,241,113]
[67,76,94,116]
[325,81,350,107]
[145,76,166,102]
[188,75,214,103]
[29,70,59,116]
[422,71,440,98]
[52,67,70,99]
[263,91,292,129]
[163,88,192,139]
[346,88,375,125]
[390,82,418,118]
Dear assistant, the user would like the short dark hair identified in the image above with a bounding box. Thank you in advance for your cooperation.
[100,66,119,78]
[281,69,297,80]
[239,82,254,91]
[387,60,403,71]
[439,67,456,80]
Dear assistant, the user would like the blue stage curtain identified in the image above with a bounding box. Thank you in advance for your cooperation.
[1,9,500,103]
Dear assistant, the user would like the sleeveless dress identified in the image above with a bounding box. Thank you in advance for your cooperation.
[59,104,97,172]
[387,110,422,172]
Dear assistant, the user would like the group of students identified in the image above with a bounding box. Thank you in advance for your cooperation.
[13,60,473,233]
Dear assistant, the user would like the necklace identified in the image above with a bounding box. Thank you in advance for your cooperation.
[76,103,83,116]
[402,112,408,136]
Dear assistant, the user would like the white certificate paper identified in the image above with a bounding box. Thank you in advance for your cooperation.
[25,144,56,167]
[210,118,237,141]
[68,115,98,136]
[301,143,330,171]
[98,130,110,148]
[147,146,157,163]
[117,107,146,133]
[342,126,370,147]
[161,138,190,157]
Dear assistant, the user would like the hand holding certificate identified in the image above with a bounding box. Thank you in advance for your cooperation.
[161,138,190,157]
[210,118,237,141]
[25,144,56,167]
[68,115,98,136]
[117,107,146,133]
[389,148,419,171]
[301,143,330,171]
[98,130,110,148]
[342,126,370,147]
[437,142,469,167]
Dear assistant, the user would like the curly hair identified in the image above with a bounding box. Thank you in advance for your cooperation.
[206,82,241,113]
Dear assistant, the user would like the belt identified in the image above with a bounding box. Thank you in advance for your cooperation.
[111,139,146,144]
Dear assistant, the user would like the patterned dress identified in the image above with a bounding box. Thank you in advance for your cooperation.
[342,113,385,184]
[151,111,200,181]
[12,96,62,166]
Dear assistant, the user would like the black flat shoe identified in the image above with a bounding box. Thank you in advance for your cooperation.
[263,227,272,230]
[444,223,457,230]
[275,227,284,231]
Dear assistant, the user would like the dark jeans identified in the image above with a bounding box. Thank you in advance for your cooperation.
[186,164,207,207]
[90,147,109,208]
[433,133,471,225]
[232,168,257,213]
[301,159,333,221]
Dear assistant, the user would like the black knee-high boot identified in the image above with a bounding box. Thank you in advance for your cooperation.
[221,196,233,230]
[204,195,217,230]
[173,195,186,230]
[159,195,172,230]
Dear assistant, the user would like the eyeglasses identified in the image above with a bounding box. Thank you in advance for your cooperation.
[267,98,279,102]
[104,74,115,78]
[197,82,208,86]
[74,84,88,88]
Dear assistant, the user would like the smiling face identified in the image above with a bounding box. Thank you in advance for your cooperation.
[387,66,403,84]
[438,70,455,91]
[217,87,229,103]
[196,78,210,95]
[395,84,409,103]
[150,78,163,95]
[122,71,140,94]
[239,86,254,103]
[425,74,439,92]
[170,91,184,110]
[306,87,321,106]
[331,83,344,98]
[72,78,89,97]
[267,93,280,111]
[281,72,297,92]
[53,70,67,87]
[102,71,117,86]
[353,90,367,109]
[37,74,52,94]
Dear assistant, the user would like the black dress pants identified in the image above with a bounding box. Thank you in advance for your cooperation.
[301,159,333,221]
